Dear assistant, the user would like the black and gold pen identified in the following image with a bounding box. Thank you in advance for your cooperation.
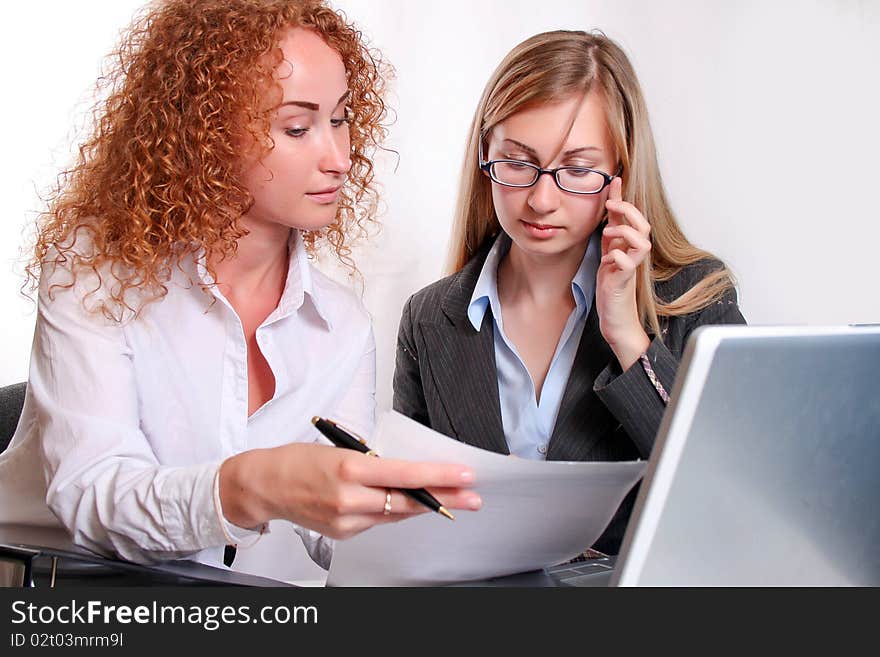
[311,416,455,520]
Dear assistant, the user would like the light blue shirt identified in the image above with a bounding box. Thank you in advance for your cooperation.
[467,231,601,460]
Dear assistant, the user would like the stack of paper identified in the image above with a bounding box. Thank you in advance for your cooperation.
[327,411,646,586]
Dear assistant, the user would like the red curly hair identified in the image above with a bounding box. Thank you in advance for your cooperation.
[27,0,388,319]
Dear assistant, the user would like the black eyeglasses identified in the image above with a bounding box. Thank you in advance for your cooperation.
[479,141,621,195]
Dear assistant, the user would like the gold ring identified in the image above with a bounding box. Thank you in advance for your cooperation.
[383,489,392,515]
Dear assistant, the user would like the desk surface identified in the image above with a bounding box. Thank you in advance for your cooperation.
[0,523,294,587]
[1,524,571,587]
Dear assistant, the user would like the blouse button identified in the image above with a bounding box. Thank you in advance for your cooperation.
[537,443,548,455]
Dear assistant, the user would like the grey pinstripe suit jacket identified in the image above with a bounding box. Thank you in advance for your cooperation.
[392,242,746,554]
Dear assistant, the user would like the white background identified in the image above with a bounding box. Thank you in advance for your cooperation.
[2,0,879,416]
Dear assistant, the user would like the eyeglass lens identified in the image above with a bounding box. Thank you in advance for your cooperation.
[490,161,607,193]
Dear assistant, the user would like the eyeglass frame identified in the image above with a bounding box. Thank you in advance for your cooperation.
[478,139,622,195]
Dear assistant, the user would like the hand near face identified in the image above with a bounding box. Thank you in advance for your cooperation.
[596,176,652,370]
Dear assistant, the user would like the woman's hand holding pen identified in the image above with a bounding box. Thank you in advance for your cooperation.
[218,444,481,540]
[597,176,652,371]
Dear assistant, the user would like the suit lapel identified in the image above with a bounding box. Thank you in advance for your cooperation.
[546,299,616,461]
[419,239,508,455]
[421,314,508,454]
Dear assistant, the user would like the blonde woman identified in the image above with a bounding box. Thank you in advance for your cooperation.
[0,0,480,582]
[393,30,744,555]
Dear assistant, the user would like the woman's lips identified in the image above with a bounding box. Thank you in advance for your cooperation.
[521,219,561,238]
[306,187,341,204]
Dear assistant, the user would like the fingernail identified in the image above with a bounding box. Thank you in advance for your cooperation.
[467,494,482,510]
[460,470,475,483]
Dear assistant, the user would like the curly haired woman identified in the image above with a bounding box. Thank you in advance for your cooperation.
[0,0,480,581]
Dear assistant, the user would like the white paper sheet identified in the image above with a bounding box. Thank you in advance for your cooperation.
[327,411,646,586]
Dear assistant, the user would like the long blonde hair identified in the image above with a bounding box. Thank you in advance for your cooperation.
[447,30,734,336]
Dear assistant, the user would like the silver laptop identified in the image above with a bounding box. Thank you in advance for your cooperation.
[553,324,880,586]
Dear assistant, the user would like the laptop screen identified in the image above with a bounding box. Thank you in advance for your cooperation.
[612,325,880,586]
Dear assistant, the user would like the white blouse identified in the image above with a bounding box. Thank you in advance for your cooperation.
[0,231,374,580]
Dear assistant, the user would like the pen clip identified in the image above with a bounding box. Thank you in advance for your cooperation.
[327,419,380,458]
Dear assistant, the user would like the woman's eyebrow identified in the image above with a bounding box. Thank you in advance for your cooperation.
[333,90,351,109]
[279,90,350,112]
[562,146,602,156]
[502,138,538,155]
[502,139,602,158]
[280,100,319,110]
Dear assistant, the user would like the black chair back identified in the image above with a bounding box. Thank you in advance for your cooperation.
[0,382,26,453]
